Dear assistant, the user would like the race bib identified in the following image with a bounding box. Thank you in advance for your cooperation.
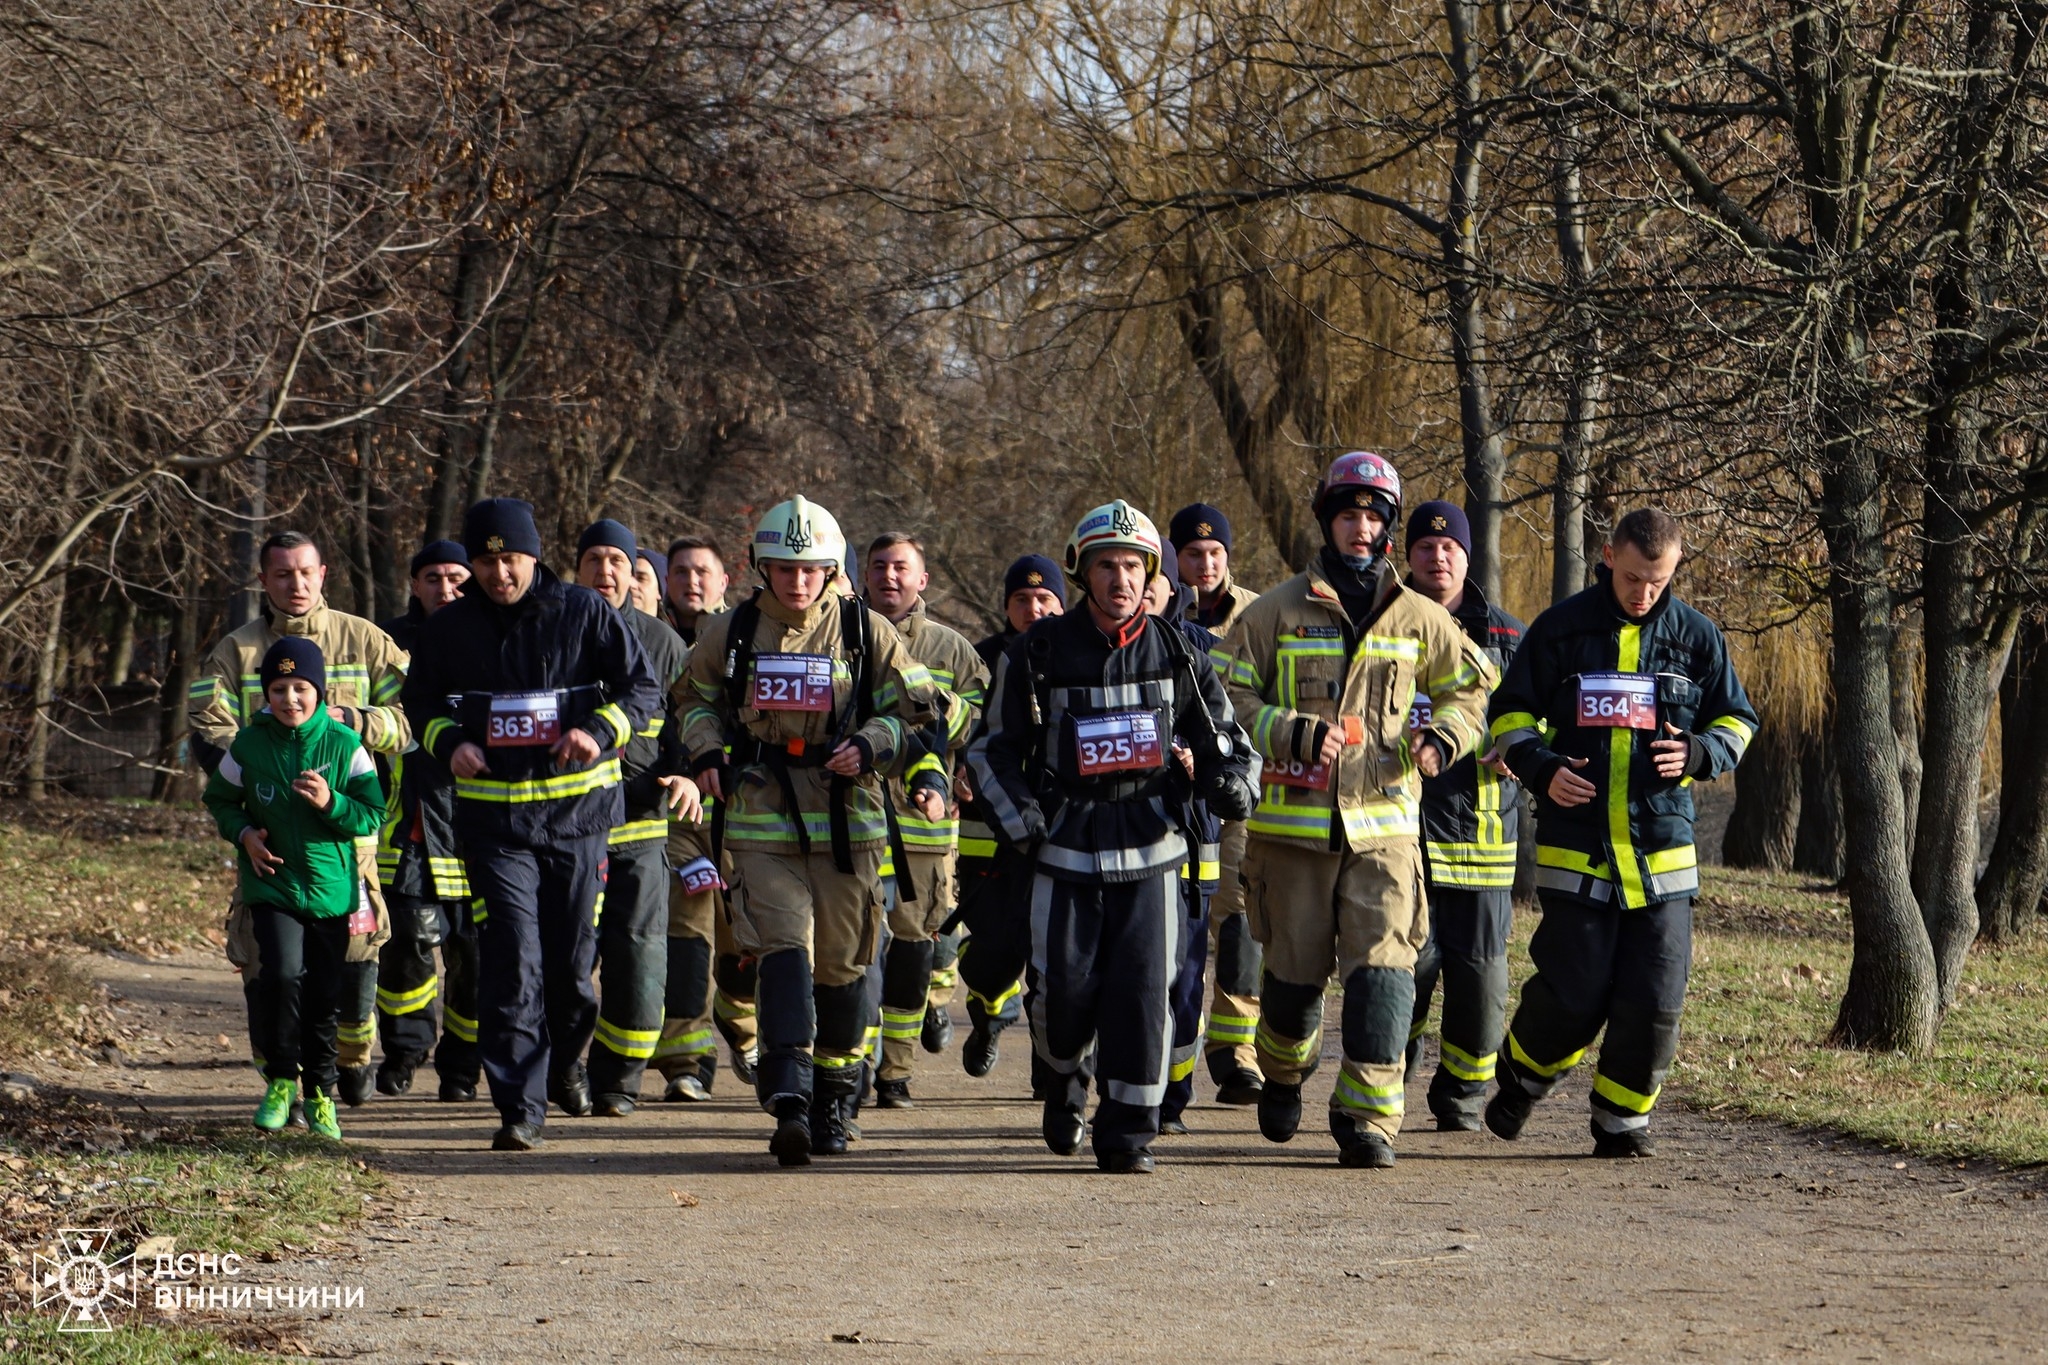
[752,654,834,712]
[1577,673,1657,730]
[1073,711,1164,776]
[675,856,726,895]
[1407,691,1433,733]
[488,691,561,747]
[1266,756,1332,790]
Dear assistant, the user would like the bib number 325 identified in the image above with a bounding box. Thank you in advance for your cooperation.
[1073,711,1164,776]
[1576,673,1657,730]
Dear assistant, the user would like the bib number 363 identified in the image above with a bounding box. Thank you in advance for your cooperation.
[752,654,834,712]
[1576,673,1657,730]
[488,691,561,747]
[1073,711,1164,776]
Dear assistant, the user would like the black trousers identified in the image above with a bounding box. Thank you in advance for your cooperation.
[1160,877,1210,1122]
[377,895,447,1070]
[1497,892,1693,1135]
[587,836,669,1100]
[252,904,352,1091]
[1407,886,1512,1122]
[434,900,481,1086]
[1027,867,1181,1157]
[467,833,607,1128]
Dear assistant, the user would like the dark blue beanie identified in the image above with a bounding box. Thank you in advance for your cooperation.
[409,539,469,577]
[1406,500,1473,556]
[577,518,637,561]
[1003,554,1064,601]
[1169,504,1232,553]
[463,498,543,560]
[259,636,326,700]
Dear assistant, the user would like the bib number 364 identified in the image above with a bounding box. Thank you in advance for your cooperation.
[1576,673,1657,730]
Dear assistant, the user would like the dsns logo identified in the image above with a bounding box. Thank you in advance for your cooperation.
[783,513,813,557]
[1110,504,1139,537]
[33,1228,138,1332]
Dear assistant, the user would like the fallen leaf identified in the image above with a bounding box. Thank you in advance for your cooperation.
[669,1189,699,1208]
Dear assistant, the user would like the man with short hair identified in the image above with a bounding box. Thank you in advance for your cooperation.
[575,520,696,1117]
[403,499,660,1151]
[664,536,731,645]
[1168,502,1268,1108]
[970,502,1253,1173]
[863,533,989,1106]
[191,531,410,1116]
[1397,502,1525,1131]
[952,554,1065,1077]
[375,541,481,1100]
[1484,508,1756,1157]
[631,548,666,618]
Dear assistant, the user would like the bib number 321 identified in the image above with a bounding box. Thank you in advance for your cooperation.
[1576,673,1657,730]
[488,691,561,747]
[1073,711,1164,776]
[752,654,834,712]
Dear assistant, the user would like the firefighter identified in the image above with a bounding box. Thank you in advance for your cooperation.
[401,498,659,1151]
[675,496,940,1165]
[1484,508,1756,1157]
[953,553,1064,1079]
[573,520,694,1117]
[969,502,1253,1173]
[862,532,989,1105]
[1168,502,1266,1108]
[1396,502,1525,1130]
[1222,453,1494,1168]
[189,531,408,1119]
[630,548,666,618]
[374,540,482,1101]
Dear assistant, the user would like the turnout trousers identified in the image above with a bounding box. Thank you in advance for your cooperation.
[465,832,608,1129]
[433,899,481,1088]
[653,820,734,1085]
[1496,892,1692,1138]
[375,895,448,1072]
[727,846,882,1112]
[1406,886,1512,1124]
[1161,870,1210,1123]
[878,850,954,1083]
[587,833,670,1101]
[1242,835,1428,1145]
[1203,819,1264,1084]
[1028,865,1183,1157]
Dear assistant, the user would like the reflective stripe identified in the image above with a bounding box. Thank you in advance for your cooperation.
[1408,1016,1429,1042]
[1255,1021,1320,1067]
[1438,1039,1497,1082]
[608,817,670,846]
[429,856,472,900]
[443,1008,478,1043]
[1205,1012,1257,1046]
[1607,624,1648,907]
[958,836,998,859]
[1593,1072,1660,1114]
[456,758,622,803]
[636,715,666,739]
[653,1028,716,1059]
[814,1052,865,1072]
[1332,1070,1404,1115]
[592,702,632,749]
[1508,1031,1585,1079]
[423,716,457,753]
[714,992,756,1021]
[376,979,438,1015]
[968,977,1022,1013]
[594,1017,660,1060]
[880,1005,926,1041]
[336,1019,376,1046]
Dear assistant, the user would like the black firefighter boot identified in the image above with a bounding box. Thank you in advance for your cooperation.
[769,1097,811,1168]
[810,1063,860,1157]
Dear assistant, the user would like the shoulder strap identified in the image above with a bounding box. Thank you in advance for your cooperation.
[721,592,764,716]
[842,596,874,727]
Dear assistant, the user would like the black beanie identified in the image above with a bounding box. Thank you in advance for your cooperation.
[1168,503,1232,553]
[410,539,470,577]
[577,518,638,561]
[1405,500,1473,557]
[463,498,543,559]
[1003,554,1064,601]
[259,636,326,701]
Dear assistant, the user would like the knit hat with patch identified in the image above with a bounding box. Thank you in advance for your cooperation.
[259,636,326,700]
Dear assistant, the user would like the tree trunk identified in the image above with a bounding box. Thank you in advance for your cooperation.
[25,578,68,801]
[226,454,267,630]
[1723,714,1802,870]
[107,593,139,686]
[1978,615,2048,940]
[154,539,199,803]
[1550,120,1600,605]
[1794,713,1845,879]
[351,423,378,622]
[426,228,490,542]
[1889,611,1924,859]
[1443,0,1505,603]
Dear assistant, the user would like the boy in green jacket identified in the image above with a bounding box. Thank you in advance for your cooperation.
[204,637,385,1138]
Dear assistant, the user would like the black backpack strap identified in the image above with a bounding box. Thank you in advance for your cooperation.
[823,596,871,877]
[710,592,766,865]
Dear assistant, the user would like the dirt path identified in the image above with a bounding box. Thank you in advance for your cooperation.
[42,946,2048,1362]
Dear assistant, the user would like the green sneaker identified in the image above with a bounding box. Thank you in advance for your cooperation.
[254,1078,296,1131]
[305,1091,343,1140]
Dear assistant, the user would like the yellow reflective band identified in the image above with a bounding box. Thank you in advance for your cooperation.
[880,1006,927,1040]
[592,703,632,749]
[424,716,457,752]
[1408,1017,1429,1042]
[1490,709,1538,740]
[593,1017,661,1060]
[1509,1032,1585,1080]
[714,992,756,1021]
[608,817,670,846]
[376,979,439,1014]
[1608,623,1648,907]
[1706,714,1754,745]
[1205,1013,1256,1045]
[1255,1022,1320,1066]
[1196,858,1220,882]
[1593,1072,1661,1114]
[1169,1054,1197,1082]
[958,837,998,859]
[653,1028,716,1058]
[457,758,622,804]
[1332,1070,1404,1114]
[443,1009,478,1043]
[636,715,666,739]
[1646,844,1698,874]
[1537,845,1611,877]
[814,1052,865,1073]
[1438,1040,1497,1082]
[336,1020,376,1046]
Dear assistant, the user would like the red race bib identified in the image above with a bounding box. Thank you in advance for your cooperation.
[488,691,561,747]
[1407,691,1433,733]
[752,654,834,712]
[1266,756,1332,790]
[1073,711,1164,776]
[675,856,726,895]
[1577,673,1657,730]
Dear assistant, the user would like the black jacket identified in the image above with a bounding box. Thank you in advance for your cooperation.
[1489,567,1757,908]
[376,598,465,900]
[615,605,689,838]
[402,566,658,846]
[967,610,1251,884]
[1415,582,1525,893]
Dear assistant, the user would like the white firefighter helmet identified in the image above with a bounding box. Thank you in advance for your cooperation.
[751,495,847,570]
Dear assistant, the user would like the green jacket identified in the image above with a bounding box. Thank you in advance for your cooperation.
[203,707,386,918]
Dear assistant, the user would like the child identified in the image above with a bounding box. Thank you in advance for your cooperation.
[204,637,384,1139]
